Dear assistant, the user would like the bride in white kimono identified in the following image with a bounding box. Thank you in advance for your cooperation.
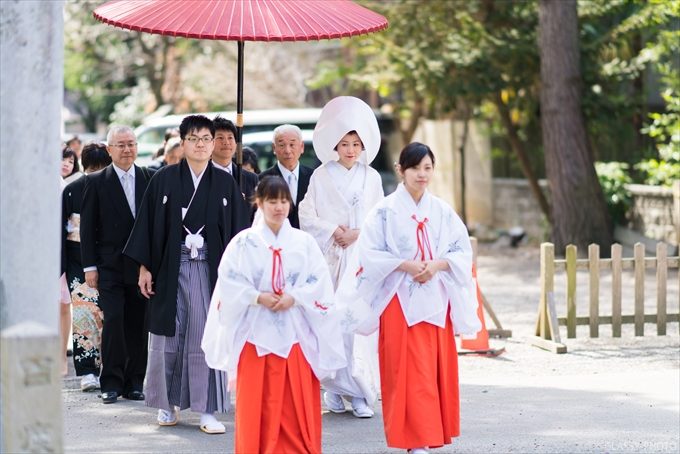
[298,96,384,418]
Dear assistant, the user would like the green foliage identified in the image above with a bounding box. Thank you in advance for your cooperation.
[312,0,678,175]
[634,159,680,186]
[642,89,680,162]
[63,0,221,129]
[633,1,680,186]
[595,162,633,224]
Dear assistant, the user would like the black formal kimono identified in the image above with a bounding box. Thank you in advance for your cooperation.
[212,161,259,220]
[124,160,249,336]
[259,162,313,228]
[80,164,154,395]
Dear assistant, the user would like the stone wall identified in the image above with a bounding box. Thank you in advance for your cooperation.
[412,119,493,226]
[491,178,550,242]
[489,179,680,246]
[626,182,679,246]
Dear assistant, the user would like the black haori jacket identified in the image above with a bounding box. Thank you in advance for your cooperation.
[124,159,249,336]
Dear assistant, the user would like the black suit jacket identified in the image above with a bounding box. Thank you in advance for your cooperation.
[259,163,313,229]
[80,164,155,285]
[212,161,259,214]
[61,175,86,276]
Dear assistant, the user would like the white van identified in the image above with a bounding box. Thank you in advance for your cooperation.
[134,108,323,161]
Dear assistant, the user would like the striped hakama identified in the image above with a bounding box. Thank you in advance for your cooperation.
[145,244,229,413]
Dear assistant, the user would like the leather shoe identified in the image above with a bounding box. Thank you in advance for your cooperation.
[123,390,145,401]
[101,391,118,404]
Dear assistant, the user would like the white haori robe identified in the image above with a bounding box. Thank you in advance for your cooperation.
[336,183,482,337]
[201,218,346,390]
[299,160,384,403]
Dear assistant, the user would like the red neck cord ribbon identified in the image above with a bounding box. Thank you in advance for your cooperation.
[270,246,285,295]
[411,215,433,260]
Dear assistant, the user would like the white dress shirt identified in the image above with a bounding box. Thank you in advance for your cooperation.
[277,162,300,204]
[212,160,232,174]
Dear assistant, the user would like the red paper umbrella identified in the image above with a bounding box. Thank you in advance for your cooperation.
[93,0,388,41]
[93,0,388,179]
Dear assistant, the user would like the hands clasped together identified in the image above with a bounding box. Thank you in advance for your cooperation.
[257,292,295,312]
[333,225,359,249]
[399,259,449,284]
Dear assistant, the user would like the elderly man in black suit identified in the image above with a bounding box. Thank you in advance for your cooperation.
[80,125,154,404]
[259,124,313,228]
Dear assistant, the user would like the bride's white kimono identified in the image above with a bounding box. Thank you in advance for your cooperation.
[298,160,383,404]
[336,183,481,337]
[201,218,346,387]
[299,161,384,286]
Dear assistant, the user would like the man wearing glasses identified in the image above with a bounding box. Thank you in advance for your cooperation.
[124,115,248,433]
[80,125,155,405]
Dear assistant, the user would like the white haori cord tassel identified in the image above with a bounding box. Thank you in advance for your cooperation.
[184,225,205,259]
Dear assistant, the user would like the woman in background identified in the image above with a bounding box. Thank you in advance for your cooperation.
[62,142,111,390]
[241,146,260,175]
[61,147,82,183]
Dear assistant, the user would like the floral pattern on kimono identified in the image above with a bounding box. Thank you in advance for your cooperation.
[335,184,481,337]
[70,281,103,369]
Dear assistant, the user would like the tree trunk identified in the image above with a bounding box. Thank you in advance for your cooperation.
[538,0,612,252]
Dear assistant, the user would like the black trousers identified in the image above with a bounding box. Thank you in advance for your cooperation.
[98,279,148,394]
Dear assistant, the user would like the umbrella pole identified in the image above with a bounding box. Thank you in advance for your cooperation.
[236,40,244,187]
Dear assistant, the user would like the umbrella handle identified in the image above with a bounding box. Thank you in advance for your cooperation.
[236,41,244,179]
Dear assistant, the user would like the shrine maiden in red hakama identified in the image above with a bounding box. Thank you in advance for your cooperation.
[336,143,481,452]
[202,184,346,453]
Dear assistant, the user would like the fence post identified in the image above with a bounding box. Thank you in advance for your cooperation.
[532,242,567,353]
[611,243,622,337]
[634,242,645,336]
[589,244,600,338]
[656,242,667,335]
[566,245,577,338]
[536,243,554,340]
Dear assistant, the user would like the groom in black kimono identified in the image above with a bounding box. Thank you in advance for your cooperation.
[124,115,248,432]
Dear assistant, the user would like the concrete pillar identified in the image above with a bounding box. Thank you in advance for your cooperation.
[412,119,492,226]
[1,1,64,452]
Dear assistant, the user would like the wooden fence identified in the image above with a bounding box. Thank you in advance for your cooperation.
[533,242,679,354]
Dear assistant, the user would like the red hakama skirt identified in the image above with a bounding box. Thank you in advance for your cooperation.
[235,342,321,454]
[379,295,460,449]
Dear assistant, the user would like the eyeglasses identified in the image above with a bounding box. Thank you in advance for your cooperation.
[111,142,137,150]
[185,136,214,144]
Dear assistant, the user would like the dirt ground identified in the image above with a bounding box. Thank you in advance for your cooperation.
[469,242,679,377]
[62,242,679,453]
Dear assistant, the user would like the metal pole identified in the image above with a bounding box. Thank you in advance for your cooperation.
[236,40,244,186]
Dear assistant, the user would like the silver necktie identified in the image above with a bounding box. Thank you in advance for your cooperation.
[287,173,297,204]
[123,173,135,217]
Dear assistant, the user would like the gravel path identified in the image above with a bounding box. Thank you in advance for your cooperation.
[62,243,679,453]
